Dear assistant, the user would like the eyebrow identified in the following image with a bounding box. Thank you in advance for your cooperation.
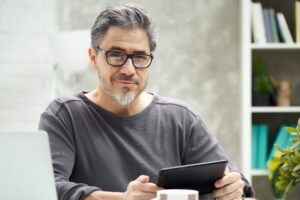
[108,46,149,54]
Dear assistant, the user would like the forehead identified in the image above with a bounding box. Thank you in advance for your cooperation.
[100,27,150,53]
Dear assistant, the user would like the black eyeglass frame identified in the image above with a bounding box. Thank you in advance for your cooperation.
[95,47,154,68]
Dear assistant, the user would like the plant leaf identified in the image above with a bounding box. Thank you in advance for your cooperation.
[293,164,300,172]
[275,144,284,152]
[291,138,299,143]
[284,180,294,196]
[286,127,297,135]
[291,141,300,149]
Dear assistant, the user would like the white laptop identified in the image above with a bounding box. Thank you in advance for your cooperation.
[0,131,57,200]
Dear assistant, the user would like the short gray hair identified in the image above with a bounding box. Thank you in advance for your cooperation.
[91,3,158,52]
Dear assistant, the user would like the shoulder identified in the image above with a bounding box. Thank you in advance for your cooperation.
[151,94,209,132]
[152,94,199,118]
[44,92,85,116]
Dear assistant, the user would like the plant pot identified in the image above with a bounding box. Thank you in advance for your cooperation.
[252,92,275,106]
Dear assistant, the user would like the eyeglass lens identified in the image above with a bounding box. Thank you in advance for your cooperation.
[106,51,152,68]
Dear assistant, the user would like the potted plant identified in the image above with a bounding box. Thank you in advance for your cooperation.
[252,58,275,106]
[267,118,300,199]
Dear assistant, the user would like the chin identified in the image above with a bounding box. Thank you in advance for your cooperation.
[109,88,136,105]
[114,93,135,105]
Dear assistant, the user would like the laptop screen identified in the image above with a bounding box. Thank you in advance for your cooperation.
[0,131,57,200]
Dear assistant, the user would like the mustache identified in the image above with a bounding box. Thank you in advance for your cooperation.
[113,74,139,83]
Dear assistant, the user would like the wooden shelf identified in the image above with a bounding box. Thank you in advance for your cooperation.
[251,107,300,113]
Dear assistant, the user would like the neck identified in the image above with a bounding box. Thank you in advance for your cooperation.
[85,89,153,116]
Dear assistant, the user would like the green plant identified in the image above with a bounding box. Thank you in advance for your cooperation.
[268,118,300,198]
[253,58,273,93]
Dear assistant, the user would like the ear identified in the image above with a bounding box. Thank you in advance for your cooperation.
[88,47,97,69]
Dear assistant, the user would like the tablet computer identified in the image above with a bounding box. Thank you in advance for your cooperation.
[157,159,227,194]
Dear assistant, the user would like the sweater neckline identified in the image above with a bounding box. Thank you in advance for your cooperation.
[78,91,158,121]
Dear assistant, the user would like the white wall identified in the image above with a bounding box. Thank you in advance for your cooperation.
[0,0,57,130]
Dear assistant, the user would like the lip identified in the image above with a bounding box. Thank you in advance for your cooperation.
[115,80,137,85]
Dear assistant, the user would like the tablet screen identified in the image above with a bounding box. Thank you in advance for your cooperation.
[157,160,227,194]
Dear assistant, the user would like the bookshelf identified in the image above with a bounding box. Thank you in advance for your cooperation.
[251,169,268,176]
[242,0,300,199]
[251,43,300,49]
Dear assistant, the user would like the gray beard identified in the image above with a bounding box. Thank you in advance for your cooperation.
[109,87,135,105]
[97,69,136,106]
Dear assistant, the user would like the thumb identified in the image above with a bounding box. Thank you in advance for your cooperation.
[136,175,150,183]
[224,167,230,175]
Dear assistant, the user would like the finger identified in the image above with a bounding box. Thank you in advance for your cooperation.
[137,182,162,193]
[131,191,157,200]
[213,181,245,199]
[143,192,157,200]
[215,172,241,188]
[129,178,161,193]
[213,189,242,200]
[224,167,230,175]
[136,175,150,183]
[213,181,239,198]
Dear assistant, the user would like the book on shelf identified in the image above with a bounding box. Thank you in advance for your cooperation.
[263,9,272,42]
[269,9,279,43]
[296,1,300,43]
[277,13,294,43]
[258,125,268,169]
[252,124,268,169]
[251,2,295,44]
[251,2,266,43]
[275,12,284,43]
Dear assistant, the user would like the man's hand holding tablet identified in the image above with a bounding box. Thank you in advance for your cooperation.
[157,160,228,194]
[157,160,246,199]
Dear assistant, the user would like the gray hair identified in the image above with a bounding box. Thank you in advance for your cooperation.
[91,3,158,52]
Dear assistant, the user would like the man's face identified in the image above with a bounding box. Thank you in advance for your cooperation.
[90,27,151,105]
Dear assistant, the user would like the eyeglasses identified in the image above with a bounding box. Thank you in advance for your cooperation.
[96,47,153,68]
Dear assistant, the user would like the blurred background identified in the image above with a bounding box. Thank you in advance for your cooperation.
[0,0,242,168]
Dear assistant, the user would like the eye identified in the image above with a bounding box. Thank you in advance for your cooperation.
[133,55,149,62]
[107,51,127,63]
[107,51,126,58]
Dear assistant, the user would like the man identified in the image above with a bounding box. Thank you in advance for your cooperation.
[39,3,254,200]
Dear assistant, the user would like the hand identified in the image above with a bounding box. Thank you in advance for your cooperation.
[212,167,245,200]
[121,175,162,200]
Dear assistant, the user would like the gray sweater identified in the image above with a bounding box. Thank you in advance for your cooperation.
[39,92,254,200]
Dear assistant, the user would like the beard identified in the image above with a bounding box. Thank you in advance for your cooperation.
[110,87,135,105]
[97,69,147,106]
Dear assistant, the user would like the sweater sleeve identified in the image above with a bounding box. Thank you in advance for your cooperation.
[182,115,255,198]
[38,107,100,200]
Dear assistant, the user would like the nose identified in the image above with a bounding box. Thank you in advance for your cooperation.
[119,57,136,75]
